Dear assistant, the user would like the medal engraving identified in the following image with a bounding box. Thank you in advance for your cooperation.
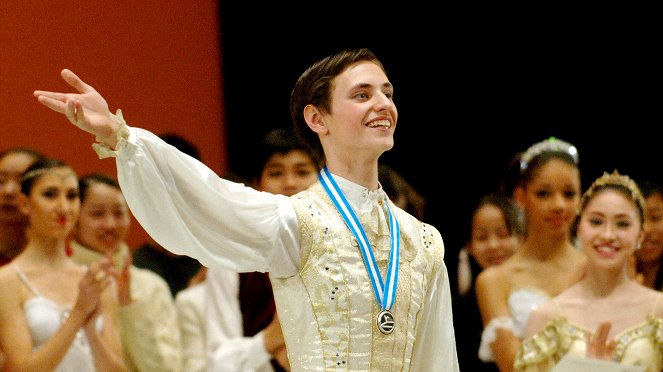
[377,310,395,335]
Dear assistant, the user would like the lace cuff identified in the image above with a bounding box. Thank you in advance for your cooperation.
[478,316,516,362]
[92,109,130,159]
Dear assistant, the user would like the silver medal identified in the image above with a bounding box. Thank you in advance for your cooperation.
[377,310,395,335]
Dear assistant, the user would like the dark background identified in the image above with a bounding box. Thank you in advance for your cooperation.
[219,7,659,269]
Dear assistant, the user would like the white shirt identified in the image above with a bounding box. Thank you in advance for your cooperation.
[110,125,459,371]
[204,268,274,372]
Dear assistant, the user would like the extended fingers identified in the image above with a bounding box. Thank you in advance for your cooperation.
[61,69,94,94]
[34,92,68,113]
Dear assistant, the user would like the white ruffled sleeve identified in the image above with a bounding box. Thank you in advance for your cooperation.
[108,123,301,278]
[479,316,516,362]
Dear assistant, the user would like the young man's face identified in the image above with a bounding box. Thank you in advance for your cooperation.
[257,150,318,196]
[321,61,397,159]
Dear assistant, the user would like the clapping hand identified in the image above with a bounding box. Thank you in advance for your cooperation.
[586,321,617,361]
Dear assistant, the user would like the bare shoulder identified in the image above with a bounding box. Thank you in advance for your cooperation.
[0,266,22,308]
[0,265,19,288]
[476,252,525,286]
[476,264,506,288]
[475,264,512,320]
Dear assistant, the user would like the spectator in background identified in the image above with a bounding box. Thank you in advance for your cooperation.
[635,179,663,290]
[476,137,586,372]
[204,128,319,372]
[174,266,207,372]
[70,174,182,372]
[132,134,203,296]
[0,158,125,371]
[515,171,663,371]
[0,147,46,265]
[0,147,45,368]
[454,193,524,371]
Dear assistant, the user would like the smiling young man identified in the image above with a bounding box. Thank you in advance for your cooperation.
[34,48,459,371]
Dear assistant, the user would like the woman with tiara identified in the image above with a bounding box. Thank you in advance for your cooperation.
[476,137,587,372]
[515,171,663,372]
[0,158,126,371]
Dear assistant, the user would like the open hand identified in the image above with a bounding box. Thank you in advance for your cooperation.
[34,69,120,147]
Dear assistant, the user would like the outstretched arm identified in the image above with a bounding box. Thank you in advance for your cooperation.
[35,69,302,278]
[34,69,120,147]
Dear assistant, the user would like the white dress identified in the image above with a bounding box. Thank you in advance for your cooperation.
[479,287,550,362]
[101,123,459,371]
[14,265,100,372]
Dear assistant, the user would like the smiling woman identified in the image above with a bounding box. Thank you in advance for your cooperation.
[68,173,182,372]
[515,171,663,372]
[475,137,586,372]
[0,158,126,371]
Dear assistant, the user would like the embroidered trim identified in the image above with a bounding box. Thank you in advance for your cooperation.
[91,109,130,159]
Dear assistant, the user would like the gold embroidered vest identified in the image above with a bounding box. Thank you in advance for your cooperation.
[271,182,444,371]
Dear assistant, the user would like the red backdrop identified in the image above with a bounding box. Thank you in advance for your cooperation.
[0,0,226,248]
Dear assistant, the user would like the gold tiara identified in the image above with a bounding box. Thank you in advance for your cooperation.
[520,137,579,172]
[579,170,644,216]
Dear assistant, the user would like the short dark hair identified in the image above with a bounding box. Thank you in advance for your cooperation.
[289,48,384,162]
[639,179,663,200]
[78,174,120,204]
[250,128,320,181]
[467,194,526,241]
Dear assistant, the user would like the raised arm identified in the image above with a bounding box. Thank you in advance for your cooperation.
[34,69,120,148]
[34,69,302,277]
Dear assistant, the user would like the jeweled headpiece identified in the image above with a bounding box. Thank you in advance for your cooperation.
[520,137,579,173]
[578,170,645,220]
